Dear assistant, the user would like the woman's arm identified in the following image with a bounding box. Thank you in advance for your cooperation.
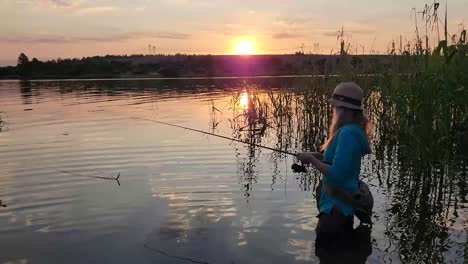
[298,128,358,183]
[311,156,330,175]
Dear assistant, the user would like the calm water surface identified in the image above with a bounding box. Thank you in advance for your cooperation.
[0,79,466,264]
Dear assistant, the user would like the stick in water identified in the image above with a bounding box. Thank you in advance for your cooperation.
[60,170,121,186]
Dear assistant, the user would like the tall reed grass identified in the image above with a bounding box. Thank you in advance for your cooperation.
[226,2,467,262]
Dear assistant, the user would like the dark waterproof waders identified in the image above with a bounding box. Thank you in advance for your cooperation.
[315,179,373,234]
[314,181,373,264]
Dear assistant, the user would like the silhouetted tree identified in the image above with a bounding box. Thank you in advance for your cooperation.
[17,53,29,65]
[17,53,31,78]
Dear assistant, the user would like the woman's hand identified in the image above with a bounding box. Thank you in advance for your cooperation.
[296,152,329,176]
[297,152,324,164]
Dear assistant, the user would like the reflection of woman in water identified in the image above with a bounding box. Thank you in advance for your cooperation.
[297,82,373,262]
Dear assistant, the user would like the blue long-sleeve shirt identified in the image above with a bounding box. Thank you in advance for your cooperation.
[320,124,371,216]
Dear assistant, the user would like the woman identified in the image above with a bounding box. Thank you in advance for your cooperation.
[297,82,372,235]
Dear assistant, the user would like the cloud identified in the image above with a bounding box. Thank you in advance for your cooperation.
[354,18,376,25]
[0,33,70,43]
[272,32,302,39]
[271,17,312,38]
[322,28,375,37]
[351,29,376,35]
[323,31,340,37]
[0,31,191,43]
[152,32,191,40]
[274,17,312,28]
[160,0,216,6]
[135,6,146,12]
[40,0,81,8]
[32,1,121,16]
[218,23,252,36]
[75,6,118,15]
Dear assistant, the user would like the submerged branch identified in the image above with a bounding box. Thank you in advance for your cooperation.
[143,243,211,264]
[60,170,121,186]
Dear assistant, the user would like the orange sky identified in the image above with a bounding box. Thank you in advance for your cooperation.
[0,0,466,65]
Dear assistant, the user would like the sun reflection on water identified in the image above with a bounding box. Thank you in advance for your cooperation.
[239,92,249,109]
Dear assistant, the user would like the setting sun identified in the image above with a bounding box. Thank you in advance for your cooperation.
[235,40,255,55]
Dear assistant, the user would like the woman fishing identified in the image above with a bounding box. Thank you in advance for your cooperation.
[297,82,372,235]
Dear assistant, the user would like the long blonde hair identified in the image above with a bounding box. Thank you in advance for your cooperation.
[320,106,373,152]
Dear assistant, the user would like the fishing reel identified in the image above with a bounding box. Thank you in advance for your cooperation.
[291,163,308,173]
[291,152,326,173]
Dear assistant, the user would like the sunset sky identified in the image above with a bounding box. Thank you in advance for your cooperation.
[0,0,466,65]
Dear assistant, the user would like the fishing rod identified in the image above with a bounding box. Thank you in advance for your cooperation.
[131,117,313,173]
[131,117,298,156]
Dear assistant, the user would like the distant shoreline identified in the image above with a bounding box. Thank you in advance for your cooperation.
[0,75,307,82]
[1,54,399,80]
[0,73,389,82]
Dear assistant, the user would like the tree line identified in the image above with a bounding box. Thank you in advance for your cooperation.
[0,53,396,80]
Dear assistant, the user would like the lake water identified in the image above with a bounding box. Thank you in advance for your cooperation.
[0,78,466,264]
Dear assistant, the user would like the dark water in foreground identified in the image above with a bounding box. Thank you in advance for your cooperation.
[0,79,466,264]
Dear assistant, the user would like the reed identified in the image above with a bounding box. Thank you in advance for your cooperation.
[329,3,467,262]
[225,3,467,261]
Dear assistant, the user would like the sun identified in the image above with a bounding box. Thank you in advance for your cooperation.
[235,39,255,55]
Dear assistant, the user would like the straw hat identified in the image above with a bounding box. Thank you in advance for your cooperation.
[329,82,364,110]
